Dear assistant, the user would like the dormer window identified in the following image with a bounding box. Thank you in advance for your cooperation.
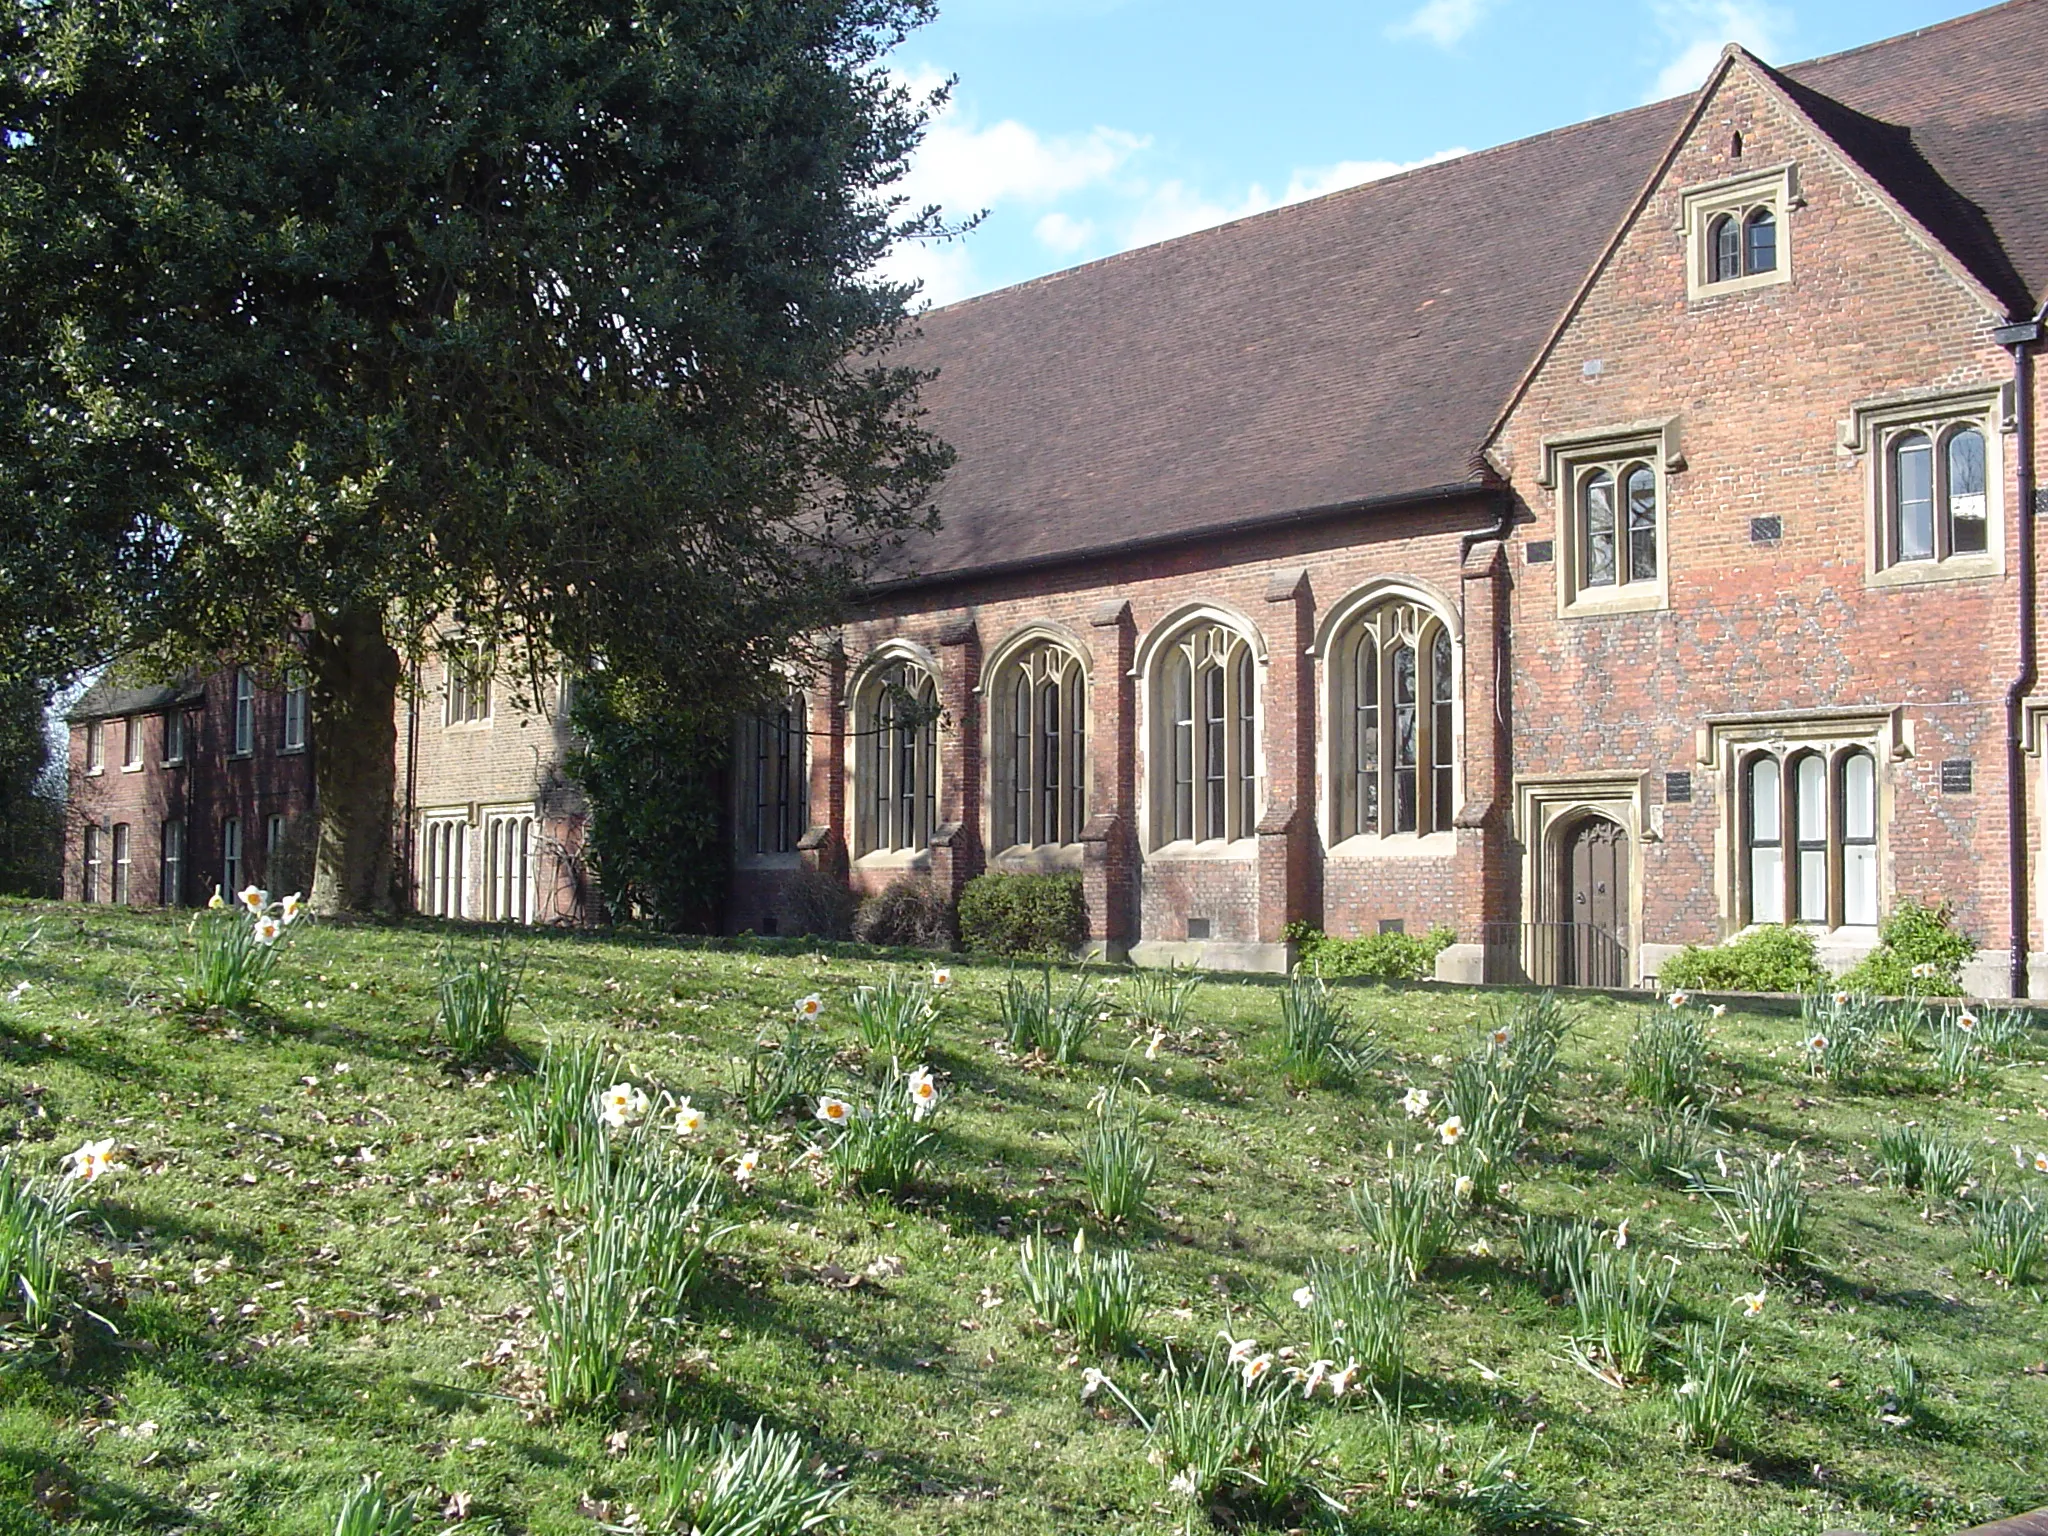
[1683,166,1793,299]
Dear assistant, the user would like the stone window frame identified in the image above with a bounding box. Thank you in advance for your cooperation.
[1736,743,1881,930]
[849,646,940,863]
[419,810,470,918]
[84,719,104,775]
[442,643,494,729]
[1844,384,2008,588]
[162,709,186,767]
[1681,163,1796,301]
[82,823,102,901]
[110,823,131,904]
[1699,708,1901,936]
[1138,609,1262,855]
[1538,419,1682,618]
[221,815,244,897]
[120,715,144,772]
[736,694,808,864]
[481,804,539,925]
[981,627,1089,863]
[1314,581,1462,857]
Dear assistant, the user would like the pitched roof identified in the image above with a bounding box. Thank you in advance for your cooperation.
[883,0,2048,589]
[68,676,204,723]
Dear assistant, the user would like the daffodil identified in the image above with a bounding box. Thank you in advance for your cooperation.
[2034,1150,2048,1175]
[1613,1219,1629,1249]
[1490,1025,1511,1048]
[1328,1360,1361,1397]
[732,1148,760,1184]
[208,888,226,910]
[1831,989,1851,1008]
[1297,1358,1332,1398]
[1957,1012,1978,1033]
[62,1138,118,1183]
[1225,1335,1257,1367]
[930,967,952,990]
[673,1098,705,1137]
[5,980,28,1003]
[1242,1352,1274,1387]
[793,993,824,1021]
[1168,1468,1201,1500]
[237,885,268,915]
[1454,1173,1475,1203]
[1081,1366,1106,1400]
[280,892,305,924]
[1739,1290,1767,1317]
[1145,1028,1165,1061]
[252,916,282,946]
[1806,1032,1829,1054]
[597,1083,649,1129]
[1400,1086,1431,1118]
[1709,1003,1727,1019]
[814,1094,852,1127]
[906,1066,938,1119]
[1668,990,1691,1009]
[1292,1284,1315,1309]
[1468,1237,1493,1258]
[1438,1115,1465,1147]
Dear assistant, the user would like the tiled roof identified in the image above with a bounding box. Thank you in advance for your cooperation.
[880,0,2047,588]
[68,677,204,723]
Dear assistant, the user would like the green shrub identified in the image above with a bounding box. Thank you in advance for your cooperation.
[1840,899,1975,998]
[1293,924,1455,981]
[957,872,1086,958]
[1657,924,1823,994]
[852,876,956,950]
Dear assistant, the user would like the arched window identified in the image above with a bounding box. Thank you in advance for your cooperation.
[1332,600,1455,841]
[1153,622,1256,846]
[1578,461,1658,591]
[739,695,807,857]
[991,642,1086,852]
[1743,208,1776,274]
[1743,745,1883,928]
[1745,755,1783,924]
[1710,213,1741,283]
[1889,430,1934,562]
[855,659,938,856]
[1945,426,1987,555]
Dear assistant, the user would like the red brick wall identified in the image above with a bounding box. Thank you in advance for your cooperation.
[1490,58,2026,956]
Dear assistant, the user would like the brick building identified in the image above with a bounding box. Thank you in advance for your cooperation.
[734,1,2048,994]
[394,647,590,924]
[66,669,317,906]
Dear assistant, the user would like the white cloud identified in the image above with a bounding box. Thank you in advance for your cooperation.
[889,67,1146,219]
[1122,148,1470,249]
[877,236,980,310]
[1388,0,1496,48]
[1033,212,1097,255]
[1648,1,1793,100]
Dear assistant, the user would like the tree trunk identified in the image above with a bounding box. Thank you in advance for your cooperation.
[306,604,402,915]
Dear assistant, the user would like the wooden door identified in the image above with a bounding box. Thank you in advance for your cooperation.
[1561,815,1629,987]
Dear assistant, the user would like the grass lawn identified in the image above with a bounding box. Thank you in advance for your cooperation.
[1,897,2046,1535]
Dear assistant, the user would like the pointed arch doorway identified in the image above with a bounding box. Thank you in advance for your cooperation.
[1558,813,1630,988]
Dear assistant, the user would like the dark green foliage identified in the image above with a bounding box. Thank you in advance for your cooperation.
[958,872,1086,958]
[853,876,956,951]
[567,677,727,931]
[1291,923,1456,981]
[0,0,954,908]
[1840,899,1976,998]
[0,677,60,898]
[1657,924,1825,994]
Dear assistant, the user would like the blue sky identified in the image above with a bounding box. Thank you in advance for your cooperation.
[881,0,1983,305]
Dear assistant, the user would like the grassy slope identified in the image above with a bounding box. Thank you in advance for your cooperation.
[0,899,2044,1536]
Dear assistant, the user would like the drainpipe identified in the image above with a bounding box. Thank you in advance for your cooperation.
[1995,307,2043,997]
[1458,487,1515,564]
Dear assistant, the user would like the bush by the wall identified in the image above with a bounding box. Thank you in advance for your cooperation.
[1656,924,1824,994]
[957,872,1086,959]
[853,876,957,951]
[1292,923,1456,981]
[1839,898,1974,998]
[782,867,858,941]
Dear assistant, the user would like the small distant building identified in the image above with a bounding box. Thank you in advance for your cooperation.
[65,668,316,906]
[394,644,591,924]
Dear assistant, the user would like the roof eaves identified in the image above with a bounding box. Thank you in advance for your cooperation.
[863,479,1499,598]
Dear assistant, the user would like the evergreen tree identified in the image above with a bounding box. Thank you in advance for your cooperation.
[0,0,952,910]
